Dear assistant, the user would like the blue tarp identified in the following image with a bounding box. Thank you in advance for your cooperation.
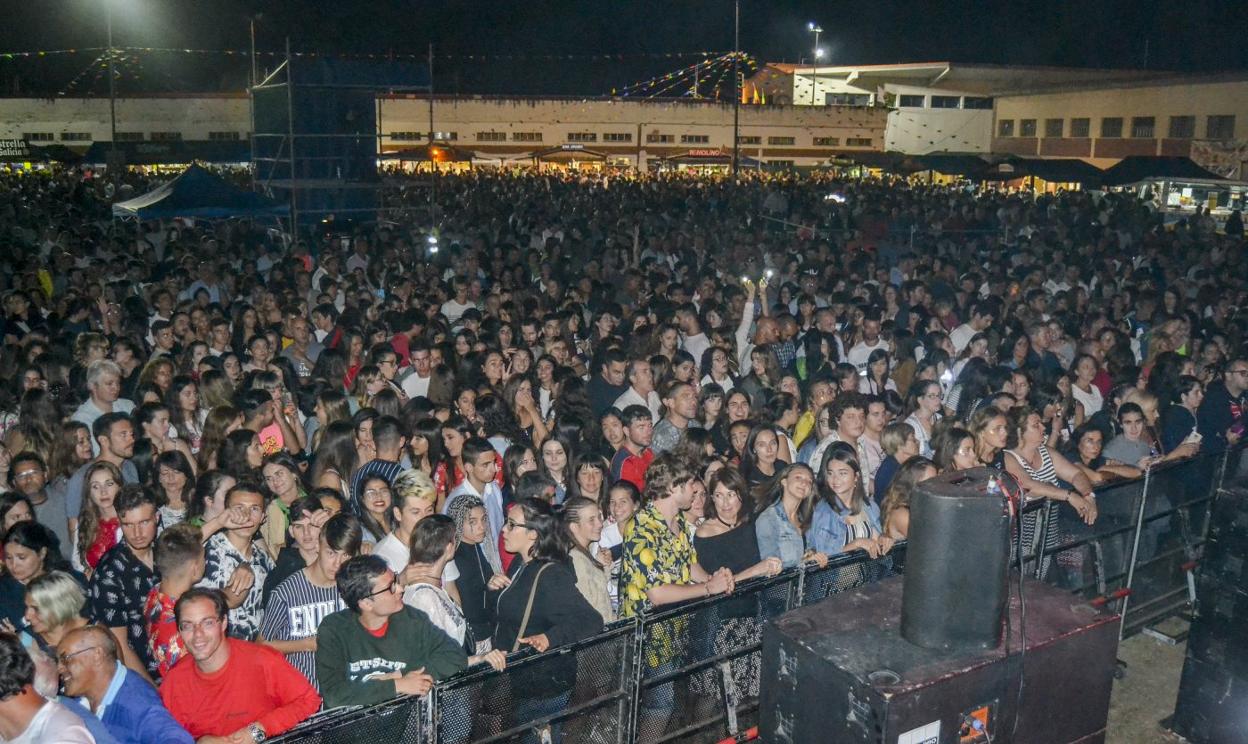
[111,164,289,220]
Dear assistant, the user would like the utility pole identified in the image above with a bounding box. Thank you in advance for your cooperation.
[428,43,437,231]
[106,0,117,174]
[732,0,740,181]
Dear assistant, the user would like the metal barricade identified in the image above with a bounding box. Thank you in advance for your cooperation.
[798,544,905,606]
[434,621,637,744]
[268,694,431,743]
[264,543,907,743]
[1118,450,1225,639]
[630,569,802,744]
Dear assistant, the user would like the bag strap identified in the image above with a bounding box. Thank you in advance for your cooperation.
[512,562,552,652]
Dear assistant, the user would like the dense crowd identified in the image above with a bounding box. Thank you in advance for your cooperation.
[0,165,1244,743]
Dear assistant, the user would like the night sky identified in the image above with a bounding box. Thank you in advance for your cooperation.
[4,0,1248,98]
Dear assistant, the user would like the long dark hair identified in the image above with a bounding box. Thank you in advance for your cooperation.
[817,441,867,516]
[756,462,816,534]
[512,497,571,564]
[705,466,755,526]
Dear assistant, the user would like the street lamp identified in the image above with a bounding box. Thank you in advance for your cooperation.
[105,0,117,171]
[807,22,823,106]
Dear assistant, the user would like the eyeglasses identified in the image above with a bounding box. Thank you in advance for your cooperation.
[12,469,42,481]
[366,578,401,599]
[1229,369,1248,377]
[504,518,536,532]
[58,646,100,665]
[178,617,221,635]
[363,488,392,499]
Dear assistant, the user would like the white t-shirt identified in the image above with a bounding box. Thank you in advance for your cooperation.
[440,299,474,324]
[400,372,431,400]
[8,699,95,744]
[373,533,459,584]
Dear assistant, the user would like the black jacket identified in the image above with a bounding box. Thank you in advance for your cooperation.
[491,557,604,694]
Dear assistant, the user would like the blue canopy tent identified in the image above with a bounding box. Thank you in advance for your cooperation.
[112,164,289,220]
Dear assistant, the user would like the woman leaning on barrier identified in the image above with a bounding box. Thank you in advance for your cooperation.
[487,498,604,742]
[692,466,782,701]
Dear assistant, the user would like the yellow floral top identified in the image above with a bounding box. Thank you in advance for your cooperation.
[620,503,697,618]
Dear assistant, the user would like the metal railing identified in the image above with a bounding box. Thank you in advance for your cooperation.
[1017,443,1244,640]
[270,548,903,743]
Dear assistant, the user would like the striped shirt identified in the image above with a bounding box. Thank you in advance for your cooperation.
[259,570,345,690]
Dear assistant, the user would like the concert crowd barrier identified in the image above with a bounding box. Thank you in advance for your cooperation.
[272,444,1244,743]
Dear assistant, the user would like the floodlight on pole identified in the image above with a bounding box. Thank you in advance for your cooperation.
[807,22,823,106]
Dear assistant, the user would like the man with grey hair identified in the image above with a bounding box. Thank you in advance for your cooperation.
[57,626,192,744]
[0,632,94,743]
[71,359,135,436]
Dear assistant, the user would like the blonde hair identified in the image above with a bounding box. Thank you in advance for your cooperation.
[27,571,86,629]
[392,468,437,507]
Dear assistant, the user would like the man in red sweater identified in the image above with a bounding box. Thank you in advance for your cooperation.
[609,404,655,490]
[159,588,321,743]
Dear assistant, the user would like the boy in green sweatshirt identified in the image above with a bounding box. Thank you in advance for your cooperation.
[316,554,468,708]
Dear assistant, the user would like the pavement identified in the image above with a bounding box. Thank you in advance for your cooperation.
[1107,619,1190,744]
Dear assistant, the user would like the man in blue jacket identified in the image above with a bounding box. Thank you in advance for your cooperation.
[57,625,193,744]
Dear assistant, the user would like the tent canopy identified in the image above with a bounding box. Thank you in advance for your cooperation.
[112,164,289,220]
[1101,156,1224,186]
[379,144,473,162]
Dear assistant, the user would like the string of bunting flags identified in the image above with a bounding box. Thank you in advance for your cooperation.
[1,46,734,62]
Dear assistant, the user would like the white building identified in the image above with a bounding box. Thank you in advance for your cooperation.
[781,62,1156,154]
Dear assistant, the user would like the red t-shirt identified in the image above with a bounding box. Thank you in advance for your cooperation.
[160,638,322,738]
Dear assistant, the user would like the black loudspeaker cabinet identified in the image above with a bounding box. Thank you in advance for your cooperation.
[760,576,1119,744]
[902,467,1011,651]
[1170,486,1248,744]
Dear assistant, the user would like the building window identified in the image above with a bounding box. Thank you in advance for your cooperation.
[846,137,873,147]
[1207,115,1236,140]
[512,132,543,142]
[1044,119,1063,138]
[1168,116,1195,139]
[1070,118,1090,138]
[768,136,795,145]
[769,160,795,168]
[898,95,924,108]
[433,132,457,141]
[646,133,674,143]
[680,134,709,144]
[59,132,92,142]
[931,95,961,109]
[115,132,144,142]
[603,132,632,142]
[207,131,240,141]
[1100,117,1123,138]
[737,135,761,145]
[567,132,597,143]
[1020,119,1037,137]
[963,97,993,109]
[813,137,840,146]
[149,131,182,142]
[1130,117,1155,138]
[391,131,424,141]
[22,132,54,142]
[998,120,1015,137]
[476,132,506,142]
[826,93,870,106]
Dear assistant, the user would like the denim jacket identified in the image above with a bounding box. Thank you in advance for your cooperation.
[809,498,882,556]
[754,500,807,569]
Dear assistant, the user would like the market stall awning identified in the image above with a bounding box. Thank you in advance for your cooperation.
[530,144,609,162]
[379,144,473,162]
[912,153,994,179]
[111,164,288,220]
[1101,156,1224,186]
[84,139,250,166]
[663,149,762,168]
[984,157,1105,184]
